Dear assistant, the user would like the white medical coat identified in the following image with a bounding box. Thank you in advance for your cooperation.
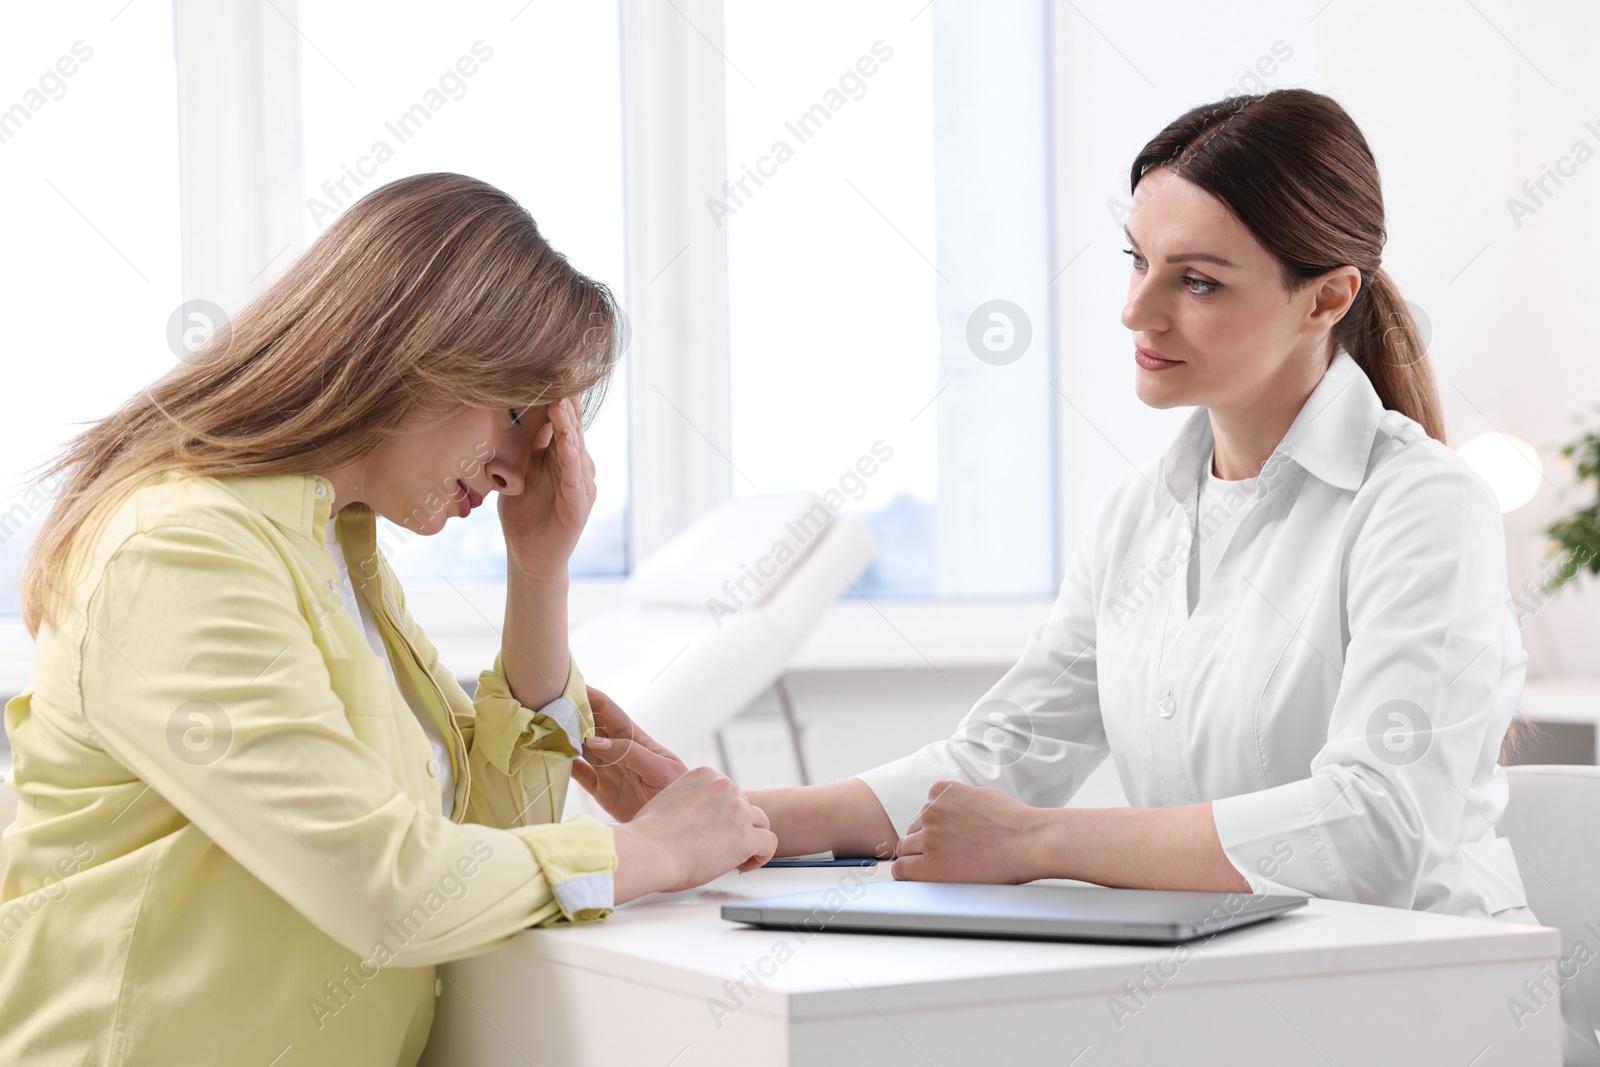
[858,350,1530,919]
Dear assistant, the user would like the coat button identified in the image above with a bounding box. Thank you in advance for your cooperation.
[314,482,328,499]
[1157,692,1176,718]
[426,758,441,778]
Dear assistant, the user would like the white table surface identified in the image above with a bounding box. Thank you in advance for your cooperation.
[421,864,1563,1067]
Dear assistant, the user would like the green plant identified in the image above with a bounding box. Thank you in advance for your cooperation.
[1543,415,1600,594]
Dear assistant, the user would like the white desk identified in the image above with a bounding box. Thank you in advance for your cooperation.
[421,865,1562,1066]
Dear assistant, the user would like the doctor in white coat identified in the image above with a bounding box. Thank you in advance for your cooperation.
[740,85,1533,916]
[583,88,1599,1060]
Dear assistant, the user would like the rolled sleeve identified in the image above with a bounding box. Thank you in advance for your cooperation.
[1211,779,1324,899]
[474,653,594,772]
[515,814,616,924]
[856,747,968,841]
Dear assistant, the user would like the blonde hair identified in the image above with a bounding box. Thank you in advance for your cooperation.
[21,172,622,635]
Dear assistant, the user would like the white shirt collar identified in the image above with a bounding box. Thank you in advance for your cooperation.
[1160,348,1387,512]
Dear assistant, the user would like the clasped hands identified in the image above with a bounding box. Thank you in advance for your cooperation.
[574,688,776,894]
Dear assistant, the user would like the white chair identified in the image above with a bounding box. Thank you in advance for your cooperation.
[566,493,875,800]
[1499,764,1600,1064]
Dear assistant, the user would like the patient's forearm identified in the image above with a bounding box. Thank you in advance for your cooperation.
[746,779,898,859]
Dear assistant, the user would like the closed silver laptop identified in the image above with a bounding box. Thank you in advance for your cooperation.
[721,881,1308,944]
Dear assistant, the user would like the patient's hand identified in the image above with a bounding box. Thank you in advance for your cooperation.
[570,687,688,822]
[613,767,778,902]
[892,780,1048,884]
[501,396,595,583]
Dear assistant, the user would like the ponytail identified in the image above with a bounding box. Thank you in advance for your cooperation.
[1500,718,1528,766]
[1336,268,1447,444]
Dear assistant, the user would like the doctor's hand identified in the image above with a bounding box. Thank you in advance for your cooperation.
[500,396,596,583]
[892,781,1050,884]
[571,686,689,823]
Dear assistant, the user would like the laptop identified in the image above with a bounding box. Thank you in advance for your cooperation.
[721,881,1308,945]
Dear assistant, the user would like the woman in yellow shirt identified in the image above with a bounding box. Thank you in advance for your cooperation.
[0,172,775,1066]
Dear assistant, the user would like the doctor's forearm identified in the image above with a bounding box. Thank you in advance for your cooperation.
[1035,802,1251,893]
[746,779,898,859]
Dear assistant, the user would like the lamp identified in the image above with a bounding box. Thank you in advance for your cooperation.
[1456,432,1542,513]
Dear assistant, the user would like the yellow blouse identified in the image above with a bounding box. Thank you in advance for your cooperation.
[0,470,616,1066]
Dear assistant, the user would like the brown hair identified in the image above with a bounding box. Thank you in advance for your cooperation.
[1130,88,1445,443]
[21,172,622,635]
[1130,90,1535,762]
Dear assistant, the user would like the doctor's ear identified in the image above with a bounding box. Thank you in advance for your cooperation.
[1302,265,1361,333]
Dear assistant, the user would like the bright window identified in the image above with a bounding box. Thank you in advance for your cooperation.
[721,1,1057,598]
[0,4,182,615]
